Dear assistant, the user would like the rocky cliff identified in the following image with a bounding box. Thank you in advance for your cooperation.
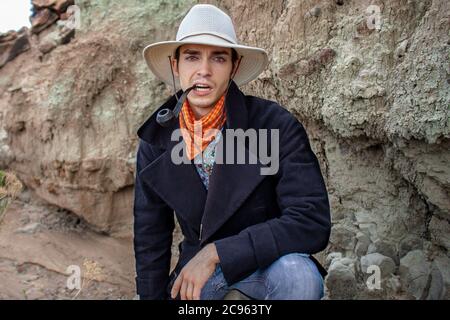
[0,0,448,299]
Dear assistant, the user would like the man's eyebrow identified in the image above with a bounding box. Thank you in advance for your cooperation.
[181,49,230,55]
[211,50,230,55]
[182,49,200,55]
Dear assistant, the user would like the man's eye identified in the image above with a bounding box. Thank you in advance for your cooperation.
[185,56,198,61]
[214,57,226,62]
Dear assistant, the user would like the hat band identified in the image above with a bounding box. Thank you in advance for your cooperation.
[177,32,237,45]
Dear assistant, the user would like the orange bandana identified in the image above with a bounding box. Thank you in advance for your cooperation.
[179,94,226,160]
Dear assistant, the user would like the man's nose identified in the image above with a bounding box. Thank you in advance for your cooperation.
[196,57,212,77]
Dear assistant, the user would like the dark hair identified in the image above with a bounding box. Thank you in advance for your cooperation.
[174,46,239,68]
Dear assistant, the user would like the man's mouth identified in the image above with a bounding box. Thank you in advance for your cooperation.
[193,84,213,95]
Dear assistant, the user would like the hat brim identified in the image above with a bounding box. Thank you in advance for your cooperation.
[142,34,269,88]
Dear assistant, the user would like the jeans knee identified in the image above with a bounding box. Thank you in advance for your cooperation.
[265,253,323,300]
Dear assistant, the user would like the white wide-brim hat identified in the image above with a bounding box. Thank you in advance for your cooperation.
[142,4,269,88]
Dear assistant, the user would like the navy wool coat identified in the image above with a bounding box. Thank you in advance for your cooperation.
[134,81,331,299]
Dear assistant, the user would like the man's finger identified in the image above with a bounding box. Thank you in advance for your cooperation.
[186,281,194,300]
[171,274,182,299]
[180,277,188,300]
[193,284,202,300]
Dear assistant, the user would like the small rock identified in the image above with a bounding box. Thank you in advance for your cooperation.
[17,188,32,203]
[367,239,398,264]
[31,8,59,34]
[395,40,408,59]
[355,232,370,256]
[0,144,14,168]
[58,27,75,45]
[53,0,74,13]
[399,250,431,299]
[427,262,444,299]
[325,259,357,299]
[306,6,321,18]
[361,253,396,277]
[329,224,356,251]
[399,235,422,258]
[339,257,356,267]
[33,0,74,13]
[23,274,40,282]
[354,210,373,224]
[432,255,450,299]
[0,30,18,43]
[325,251,342,269]
[0,30,30,68]
[385,274,402,294]
[428,215,450,249]
[38,37,57,54]
[32,0,57,9]
[37,26,75,54]
[15,222,41,234]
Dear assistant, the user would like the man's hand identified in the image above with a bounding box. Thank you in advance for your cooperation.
[171,243,219,300]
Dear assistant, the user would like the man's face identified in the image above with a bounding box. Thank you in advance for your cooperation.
[172,44,234,110]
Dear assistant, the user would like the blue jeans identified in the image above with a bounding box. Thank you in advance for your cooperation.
[200,253,324,300]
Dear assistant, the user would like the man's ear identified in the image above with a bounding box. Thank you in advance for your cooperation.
[230,63,237,79]
[230,57,241,80]
[171,58,179,77]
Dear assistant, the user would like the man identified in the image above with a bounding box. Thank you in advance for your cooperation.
[134,4,331,300]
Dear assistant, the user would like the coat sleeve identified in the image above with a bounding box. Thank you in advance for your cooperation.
[133,139,174,299]
[214,109,331,285]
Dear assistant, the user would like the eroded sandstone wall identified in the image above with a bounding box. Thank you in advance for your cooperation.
[0,0,197,236]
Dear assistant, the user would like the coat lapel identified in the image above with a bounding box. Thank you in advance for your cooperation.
[137,92,207,237]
